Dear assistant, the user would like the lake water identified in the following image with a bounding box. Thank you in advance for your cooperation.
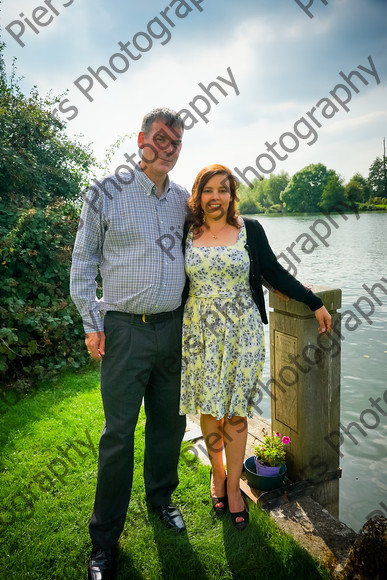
[251,211,387,533]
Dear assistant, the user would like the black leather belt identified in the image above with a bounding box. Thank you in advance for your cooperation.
[107,307,183,324]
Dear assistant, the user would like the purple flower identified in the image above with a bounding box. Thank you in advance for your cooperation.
[282,436,291,445]
[275,432,281,437]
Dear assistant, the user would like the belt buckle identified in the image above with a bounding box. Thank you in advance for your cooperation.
[142,314,150,324]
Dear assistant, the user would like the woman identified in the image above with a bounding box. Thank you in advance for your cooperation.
[179,164,331,530]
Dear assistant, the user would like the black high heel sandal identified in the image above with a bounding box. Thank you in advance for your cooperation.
[230,499,249,531]
[210,469,228,516]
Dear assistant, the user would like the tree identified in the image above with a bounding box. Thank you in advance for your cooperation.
[346,172,370,203]
[368,155,387,197]
[281,163,333,212]
[245,178,270,209]
[238,197,263,214]
[319,173,348,212]
[257,179,271,208]
[237,173,289,213]
[345,180,364,204]
[0,46,93,236]
[0,42,96,387]
[266,172,290,205]
[238,181,264,214]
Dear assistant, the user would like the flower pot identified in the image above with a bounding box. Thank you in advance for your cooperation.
[254,457,281,476]
[244,456,287,491]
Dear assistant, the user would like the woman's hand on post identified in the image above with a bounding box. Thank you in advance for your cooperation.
[85,332,105,360]
[314,306,331,334]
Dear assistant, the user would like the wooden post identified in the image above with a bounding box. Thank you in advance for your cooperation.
[269,285,342,517]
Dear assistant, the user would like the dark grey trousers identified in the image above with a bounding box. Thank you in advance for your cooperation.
[89,309,186,550]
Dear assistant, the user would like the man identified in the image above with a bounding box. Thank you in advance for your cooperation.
[70,108,188,580]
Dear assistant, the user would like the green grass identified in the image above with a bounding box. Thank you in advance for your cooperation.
[0,368,331,579]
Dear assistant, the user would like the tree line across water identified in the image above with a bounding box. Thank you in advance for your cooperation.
[238,161,387,215]
[0,43,386,392]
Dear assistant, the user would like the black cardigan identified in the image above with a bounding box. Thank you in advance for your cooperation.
[182,217,323,324]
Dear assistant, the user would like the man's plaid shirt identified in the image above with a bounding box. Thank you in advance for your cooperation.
[70,167,189,333]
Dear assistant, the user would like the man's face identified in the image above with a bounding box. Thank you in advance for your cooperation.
[138,120,183,176]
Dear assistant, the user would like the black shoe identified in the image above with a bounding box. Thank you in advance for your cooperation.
[153,504,186,532]
[88,547,115,580]
[210,469,228,516]
[230,501,249,531]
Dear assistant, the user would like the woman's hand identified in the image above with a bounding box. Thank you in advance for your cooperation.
[314,306,331,334]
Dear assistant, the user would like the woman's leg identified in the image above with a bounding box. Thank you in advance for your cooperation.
[223,415,248,523]
[200,414,226,504]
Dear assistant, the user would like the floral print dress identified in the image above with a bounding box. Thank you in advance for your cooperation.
[179,224,265,420]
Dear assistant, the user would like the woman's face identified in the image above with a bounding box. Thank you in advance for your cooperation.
[200,173,231,221]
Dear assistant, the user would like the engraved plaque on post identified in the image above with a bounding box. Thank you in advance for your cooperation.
[273,330,298,432]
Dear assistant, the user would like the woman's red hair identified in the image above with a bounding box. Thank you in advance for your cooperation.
[187,164,240,232]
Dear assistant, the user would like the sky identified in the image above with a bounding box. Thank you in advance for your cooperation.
[1,0,387,190]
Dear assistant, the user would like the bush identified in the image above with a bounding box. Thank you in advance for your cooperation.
[369,197,387,205]
[268,204,284,213]
[239,198,264,214]
[0,44,96,389]
[0,201,91,384]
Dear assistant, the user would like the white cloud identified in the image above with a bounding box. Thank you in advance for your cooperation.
[2,0,386,189]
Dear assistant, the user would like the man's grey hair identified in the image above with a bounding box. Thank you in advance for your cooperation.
[141,107,185,135]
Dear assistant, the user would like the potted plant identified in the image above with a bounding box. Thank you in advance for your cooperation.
[243,429,291,491]
[254,430,291,476]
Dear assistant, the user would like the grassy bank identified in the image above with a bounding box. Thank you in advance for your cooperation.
[0,368,331,579]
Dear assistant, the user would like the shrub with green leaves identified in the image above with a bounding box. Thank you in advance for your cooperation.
[0,201,91,383]
[0,43,96,388]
